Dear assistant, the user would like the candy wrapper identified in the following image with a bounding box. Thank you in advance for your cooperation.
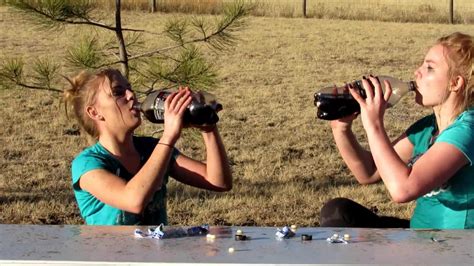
[275,226,296,239]
[134,224,209,239]
[326,233,349,244]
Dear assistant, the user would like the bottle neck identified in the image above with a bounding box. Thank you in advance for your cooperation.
[353,77,416,93]
[132,102,142,111]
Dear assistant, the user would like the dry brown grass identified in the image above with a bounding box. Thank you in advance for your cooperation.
[92,0,474,24]
[0,5,473,225]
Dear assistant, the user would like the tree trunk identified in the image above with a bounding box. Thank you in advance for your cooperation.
[115,0,129,78]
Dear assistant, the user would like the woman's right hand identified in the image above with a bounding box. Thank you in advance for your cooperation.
[160,88,192,145]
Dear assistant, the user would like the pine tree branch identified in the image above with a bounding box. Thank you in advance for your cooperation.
[9,0,150,33]
[0,65,62,93]
[127,44,186,62]
[1,74,62,93]
[121,2,248,62]
[114,24,236,63]
[15,82,63,93]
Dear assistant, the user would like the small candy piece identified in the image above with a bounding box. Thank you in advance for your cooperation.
[206,234,216,239]
[343,234,350,241]
[235,229,248,241]
[235,234,248,241]
[301,234,312,241]
[430,237,445,243]
[332,233,339,239]
[228,247,235,253]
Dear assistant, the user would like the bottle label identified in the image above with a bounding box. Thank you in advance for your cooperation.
[152,90,171,122]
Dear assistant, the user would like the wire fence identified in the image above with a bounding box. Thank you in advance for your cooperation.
[2,0,471,24]
[246,0,474,23]
[247,0,474,10]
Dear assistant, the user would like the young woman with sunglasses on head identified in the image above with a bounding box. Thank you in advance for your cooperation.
[64,69,232,225]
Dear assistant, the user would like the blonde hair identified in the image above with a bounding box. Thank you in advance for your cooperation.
[436,32,473,117]
[63,68,122,140]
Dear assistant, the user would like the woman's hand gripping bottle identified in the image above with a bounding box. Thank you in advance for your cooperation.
[314,75,417,120]
[135,89,223,125]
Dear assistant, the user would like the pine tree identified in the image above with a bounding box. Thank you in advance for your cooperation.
[0,0,249,95]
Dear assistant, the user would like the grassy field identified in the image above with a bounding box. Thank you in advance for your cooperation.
[0,4,473,225]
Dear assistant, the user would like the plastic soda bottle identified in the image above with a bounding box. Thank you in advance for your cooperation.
[314,75,416,120]
[135,89,222,125]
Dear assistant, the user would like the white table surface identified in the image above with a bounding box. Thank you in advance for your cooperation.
[0,224,473,265]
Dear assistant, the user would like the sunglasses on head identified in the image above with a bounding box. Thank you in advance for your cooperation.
[111,84,133,98]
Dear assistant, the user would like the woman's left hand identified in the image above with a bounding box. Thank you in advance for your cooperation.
[349,75,392,131]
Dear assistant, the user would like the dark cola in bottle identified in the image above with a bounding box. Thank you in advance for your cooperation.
[314,75,416,120]
[135,89,222,125]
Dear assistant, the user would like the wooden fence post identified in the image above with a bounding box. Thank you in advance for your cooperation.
[150,0,156,13]
[449,0,454,24]
[302,0,307,18]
